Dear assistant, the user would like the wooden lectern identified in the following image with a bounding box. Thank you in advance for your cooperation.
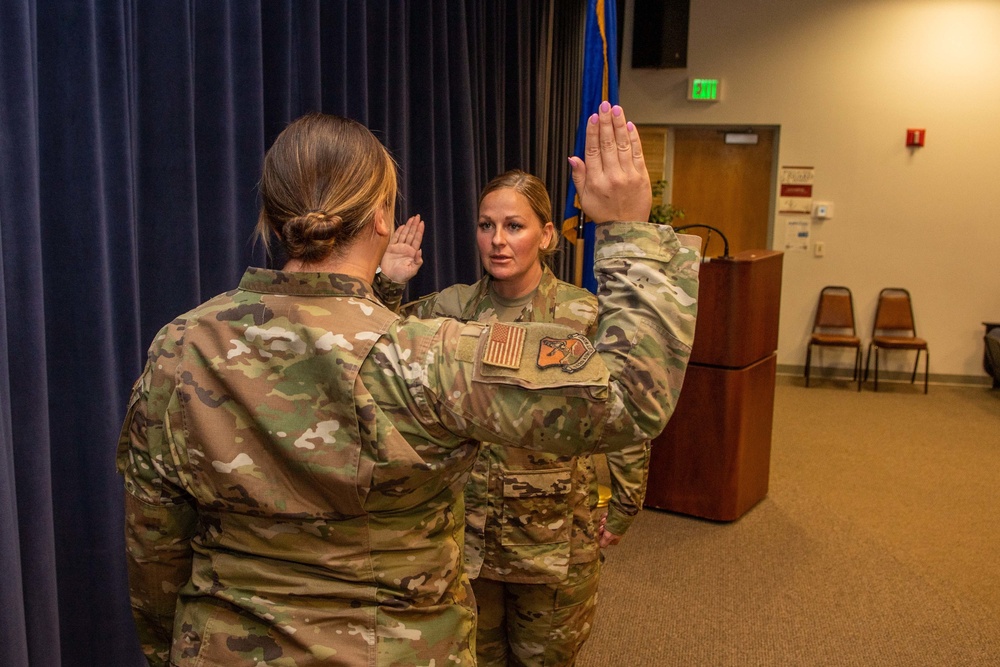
[644,250,783,521]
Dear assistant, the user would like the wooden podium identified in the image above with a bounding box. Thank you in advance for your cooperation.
[644,250,783,521]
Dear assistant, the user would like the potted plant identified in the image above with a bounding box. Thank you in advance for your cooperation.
[649,179,685,225]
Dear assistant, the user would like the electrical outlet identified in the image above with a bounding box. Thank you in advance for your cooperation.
[814,241,825,257]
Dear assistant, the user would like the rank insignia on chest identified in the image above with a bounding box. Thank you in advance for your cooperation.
[537,333,595,373]
[482,322,526,369]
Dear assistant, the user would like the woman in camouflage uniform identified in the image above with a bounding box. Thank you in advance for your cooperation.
[379,170,650,666]
[118,104,700,667]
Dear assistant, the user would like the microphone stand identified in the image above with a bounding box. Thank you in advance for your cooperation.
[674,224,731,260]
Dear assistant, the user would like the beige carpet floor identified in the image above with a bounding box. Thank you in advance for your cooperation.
[579,375,1000,666]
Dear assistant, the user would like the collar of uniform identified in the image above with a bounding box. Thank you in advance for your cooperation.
[472,264,558,322]
[239,267,375,300]
[532,265,559,305]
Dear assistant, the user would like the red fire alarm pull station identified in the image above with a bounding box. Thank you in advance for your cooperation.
[906,129,926,147]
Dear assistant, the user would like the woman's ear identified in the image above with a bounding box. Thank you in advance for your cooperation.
[541,221,556,251]
[373,206,393,238]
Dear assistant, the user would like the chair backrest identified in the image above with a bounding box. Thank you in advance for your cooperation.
[813,286,856,333]
[872,288,917,335]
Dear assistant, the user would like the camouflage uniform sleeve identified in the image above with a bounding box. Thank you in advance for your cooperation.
[382,221,699,455]
[574,284,649,537]
[373,270,405,312]
[116,326,197,667]
[399,284,476,319]
[400,292,447,319]
[587,221,699,447]
[371,269,462,320]
[603,441,650,537]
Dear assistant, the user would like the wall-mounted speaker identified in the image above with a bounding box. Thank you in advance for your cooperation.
[631,0,690,69]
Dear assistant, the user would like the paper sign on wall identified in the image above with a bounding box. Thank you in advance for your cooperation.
[779,166,814,213]
[784,220,810,252]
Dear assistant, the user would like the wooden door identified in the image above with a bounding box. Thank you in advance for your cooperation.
[670,127,775,256]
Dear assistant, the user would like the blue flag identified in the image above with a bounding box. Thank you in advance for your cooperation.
[562,0,619,293]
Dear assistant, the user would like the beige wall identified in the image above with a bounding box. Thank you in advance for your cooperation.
[620,0,1000,382]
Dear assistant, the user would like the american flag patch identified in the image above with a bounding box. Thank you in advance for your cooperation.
[482,322,525,369]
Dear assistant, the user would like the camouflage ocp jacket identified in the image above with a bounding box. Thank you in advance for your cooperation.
[118,221,699,667]
[379,265,650,583]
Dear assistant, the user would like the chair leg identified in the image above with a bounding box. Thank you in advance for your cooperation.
[924,349,929,394]
[874,346,880,391]
[805,344,812,387]
[855,347,862,391]
[910,350,920,384]
[864,344,873,382]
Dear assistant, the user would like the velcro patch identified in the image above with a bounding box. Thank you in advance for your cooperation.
[537,333,596,373]
[456,322,486,362]
[482,322,525,369]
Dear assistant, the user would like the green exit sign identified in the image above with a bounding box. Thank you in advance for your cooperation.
[688,78,721,101]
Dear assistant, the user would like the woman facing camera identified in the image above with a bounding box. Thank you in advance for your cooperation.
[379,170,654,666]
[118,104,699,667]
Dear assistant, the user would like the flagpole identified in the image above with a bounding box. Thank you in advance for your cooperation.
[562,0,618,292]
[574,213,585,287]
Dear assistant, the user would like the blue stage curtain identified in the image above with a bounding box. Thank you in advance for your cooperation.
[0,1,561,664]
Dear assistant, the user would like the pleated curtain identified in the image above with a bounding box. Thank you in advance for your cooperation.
[0,1,589,664]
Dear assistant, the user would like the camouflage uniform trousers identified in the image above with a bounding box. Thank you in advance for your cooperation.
[473,559,601,667]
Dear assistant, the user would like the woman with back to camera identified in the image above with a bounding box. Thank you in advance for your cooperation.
[117,103,700,667]
[379,169,651,666]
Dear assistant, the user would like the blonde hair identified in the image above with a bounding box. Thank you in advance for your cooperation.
[256,113,397,262]
[479,170,558,260]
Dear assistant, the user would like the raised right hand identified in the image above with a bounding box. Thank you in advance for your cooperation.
[379,214,425,283]
[568,102,652,224]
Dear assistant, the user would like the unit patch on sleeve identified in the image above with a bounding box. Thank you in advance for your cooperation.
[474,323,608,390]
[482,321,526,369]
[537,333,596,373]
